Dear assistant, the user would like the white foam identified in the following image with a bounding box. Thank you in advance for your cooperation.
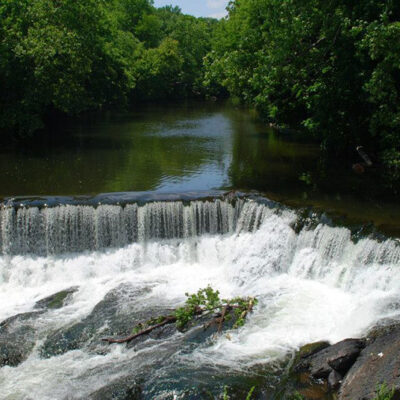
[1,205,400,398]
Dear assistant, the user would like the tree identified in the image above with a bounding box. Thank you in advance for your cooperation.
[206,0,400,188]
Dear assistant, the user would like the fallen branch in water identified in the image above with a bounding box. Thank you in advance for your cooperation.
[102,286,257,344]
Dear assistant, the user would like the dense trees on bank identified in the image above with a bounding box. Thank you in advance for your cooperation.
[206,0,400,187]
[1,0,399,187]
[0,0,215,137]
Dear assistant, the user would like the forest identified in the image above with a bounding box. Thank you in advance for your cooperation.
[1,0,400,188]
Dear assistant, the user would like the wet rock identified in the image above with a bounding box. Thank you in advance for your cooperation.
[0,341,30,367]
[0,311,42,368]
[328,370,342,391]
[327,340,365,375]
[339,324,400,400]
[0,311,43,329]
[35,287,78,310]
[295,341,331,364]
[40,284,159,358]
[295,338,365,379]
[88,376,142,400]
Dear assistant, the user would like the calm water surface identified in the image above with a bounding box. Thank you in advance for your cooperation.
[1,100,399,233]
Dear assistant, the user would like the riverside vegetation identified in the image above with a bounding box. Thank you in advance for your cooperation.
[1,0,400,190]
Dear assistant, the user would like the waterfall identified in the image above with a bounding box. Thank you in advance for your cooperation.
[0,199,253,255]
[1,196,400,399]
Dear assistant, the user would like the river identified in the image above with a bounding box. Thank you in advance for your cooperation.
[0,101,399,399]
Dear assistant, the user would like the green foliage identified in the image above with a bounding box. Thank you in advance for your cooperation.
[0,0,139,136]
[221,385,255,400]
[245,386,256,400]
[127,286,257,336]
[373,383,395,400]
[0,0,217,137]
[206,0,400,188]
[288,393,305,400]
[175,285,223,329]
[175,285,256,330]
[134,37,184,100]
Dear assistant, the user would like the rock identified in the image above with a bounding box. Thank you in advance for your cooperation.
[0,311,43,368]
[40,284,159,358]
[328,370,342,390]
[327,339,365,375]
[352,163,365,174]
[296,341,331,363]
[339,324,400,400]
[295,338,365,379]
[88,376,142,400]
[0,341,30,367]
[34,287,78,310]
[0,288,80,367]
[0,311,43,329]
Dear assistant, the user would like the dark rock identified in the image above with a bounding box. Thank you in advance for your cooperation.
[366,321,400,342]
[295,341,331,365]
[328,370,342,391]
[35,287,78,310]
[0,341,30,367]
[339,324,400,400]
[88,376,142,400]
[40,284,160,358]
[0,287,80,367]
[0,311,43,329]
[0,311,43,368]
[327,339,365,375]
[295,338,365,379]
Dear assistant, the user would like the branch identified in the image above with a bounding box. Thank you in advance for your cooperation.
[218,305,230,333]
[102,315,177,344]
[101,287,257,345]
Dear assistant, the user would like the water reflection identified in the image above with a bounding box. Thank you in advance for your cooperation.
[0,102,233,196]
[1,100,399,234]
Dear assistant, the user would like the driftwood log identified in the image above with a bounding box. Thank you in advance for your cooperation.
[102,299,255,345]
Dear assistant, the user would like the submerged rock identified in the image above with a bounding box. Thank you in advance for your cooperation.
[0,311,42,368]
[0,288,78,368]
[40,284,158,358]
[88,376,142,400]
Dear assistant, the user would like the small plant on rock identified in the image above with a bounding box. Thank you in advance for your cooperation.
[102,285,257,344]
[373,383,395,400]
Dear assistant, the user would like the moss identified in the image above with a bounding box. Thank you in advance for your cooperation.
[35,287,78,310]
[294,341,330,365]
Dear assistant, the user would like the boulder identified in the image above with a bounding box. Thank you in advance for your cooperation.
[327,339,365,375]
[295,338,365,379]
[339,324,400,400]
[295,341,331,364]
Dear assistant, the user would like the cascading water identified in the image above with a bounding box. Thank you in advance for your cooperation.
[0,199,255,256]
[0,196,399,399]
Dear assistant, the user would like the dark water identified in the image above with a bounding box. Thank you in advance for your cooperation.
[1,100,399,234]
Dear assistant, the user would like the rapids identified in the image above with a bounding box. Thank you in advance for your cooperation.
[0,197,399,399]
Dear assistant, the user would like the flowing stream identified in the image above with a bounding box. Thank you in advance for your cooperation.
[1,196,400,399]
